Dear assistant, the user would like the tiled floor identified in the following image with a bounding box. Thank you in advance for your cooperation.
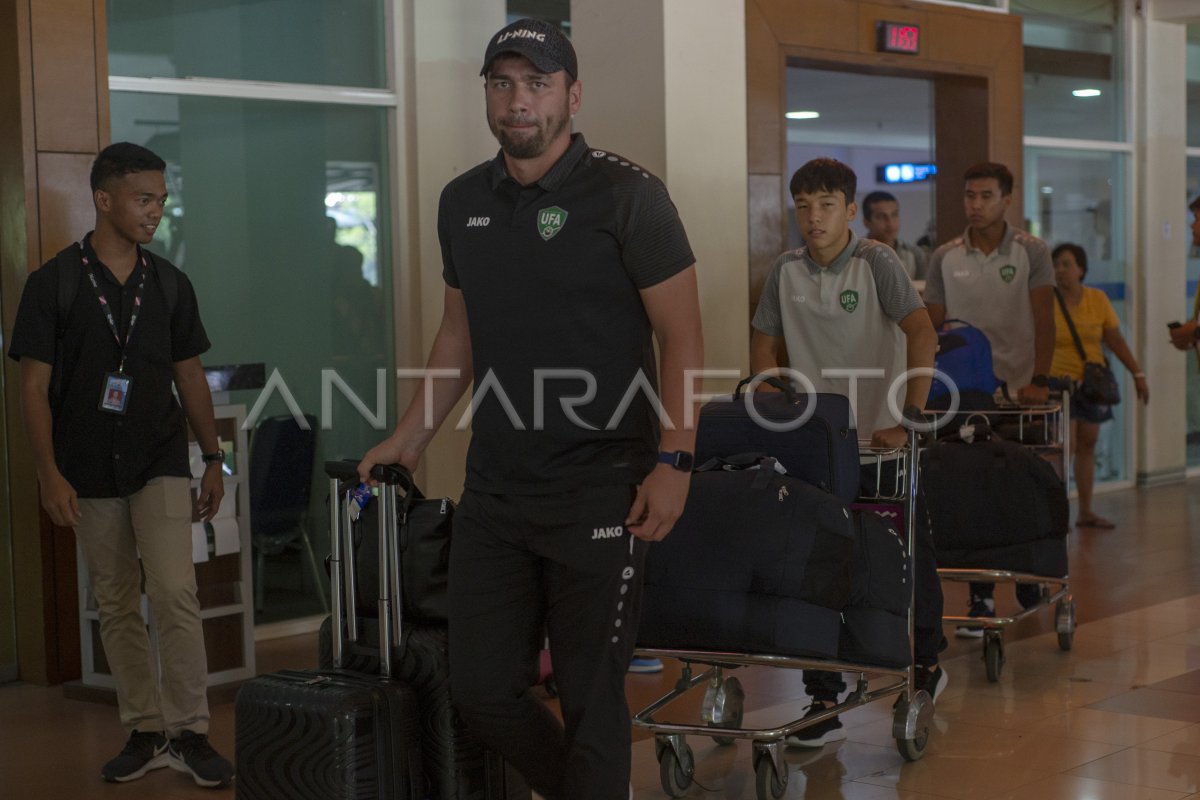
[1,479,1198,799]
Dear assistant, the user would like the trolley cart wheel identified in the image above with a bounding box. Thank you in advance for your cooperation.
[1056,596,1076,651]
[707,676,745,746]
[753,751,788,800]
[657,738,694,798]
[892,690,933,762]
[984,630,1004,682]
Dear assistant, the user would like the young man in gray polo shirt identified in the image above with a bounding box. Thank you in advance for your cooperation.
[751,158,944,747]
[924,162,1056,631]
[862,190,928,283]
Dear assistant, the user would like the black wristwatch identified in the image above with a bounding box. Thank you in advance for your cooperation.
[201,449,225,465]
[657,450,694,472]
[1031,374,1050,388]
[1193,326,1200,341]
[902,405,924,423]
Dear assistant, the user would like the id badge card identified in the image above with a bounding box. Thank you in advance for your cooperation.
[99,372,132,414]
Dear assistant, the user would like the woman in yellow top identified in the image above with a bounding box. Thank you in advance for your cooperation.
[1051,243,1149,529]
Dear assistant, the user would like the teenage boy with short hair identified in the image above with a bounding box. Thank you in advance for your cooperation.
[924,162,1056,631]
[751,158,945,747]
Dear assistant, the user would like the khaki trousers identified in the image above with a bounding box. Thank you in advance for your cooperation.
[75,476,210,736]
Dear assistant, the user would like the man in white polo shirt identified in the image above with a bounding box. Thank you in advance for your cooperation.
[862,190,927,284]
[924,161,1056,632]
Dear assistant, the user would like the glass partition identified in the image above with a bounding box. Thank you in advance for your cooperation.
[1024,147,1129,483]
[108,0,388,88]
[110,92,394,623]
[1019,0,1123,141]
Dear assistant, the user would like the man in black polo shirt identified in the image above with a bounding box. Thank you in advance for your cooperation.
[9,143,233,789]
[359,17,703,800]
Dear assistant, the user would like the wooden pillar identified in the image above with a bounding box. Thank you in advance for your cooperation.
[0,0,110,685]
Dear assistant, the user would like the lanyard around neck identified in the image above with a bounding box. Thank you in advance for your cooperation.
[80,244,148,373]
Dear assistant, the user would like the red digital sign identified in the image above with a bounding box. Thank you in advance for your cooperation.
[876,21,920,55]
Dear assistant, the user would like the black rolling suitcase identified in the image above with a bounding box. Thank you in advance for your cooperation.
[320,461,531,800]
[235,464,424,799]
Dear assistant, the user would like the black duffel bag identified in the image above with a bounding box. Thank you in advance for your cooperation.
[638,458,854,659]
[344,463,454,623]
[839,509,911,668]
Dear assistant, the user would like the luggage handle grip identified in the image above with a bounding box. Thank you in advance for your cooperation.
[734,373,800,403]
[324,459,421,491]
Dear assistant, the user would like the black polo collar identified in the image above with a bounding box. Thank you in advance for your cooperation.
[488,132,589,192]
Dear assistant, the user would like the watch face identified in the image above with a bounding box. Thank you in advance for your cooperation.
[677,451,694,471]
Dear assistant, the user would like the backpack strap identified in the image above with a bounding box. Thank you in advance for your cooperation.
[53,244,83,340]
[144,250,180,319]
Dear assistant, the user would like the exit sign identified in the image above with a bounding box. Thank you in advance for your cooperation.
[876,21,920,55]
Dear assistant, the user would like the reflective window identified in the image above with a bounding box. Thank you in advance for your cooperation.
[506,0,569,29]
[108,0,387,88]
[111,92,395,623]
[1024,148,1129,483]
[1017,0,1123,141]
[1187,158,1200,468]
[1189,25,1200,148]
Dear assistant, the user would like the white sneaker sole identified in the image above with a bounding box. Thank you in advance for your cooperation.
[168,752,231,788]
[784,727,846,749]
[955,626,984,639]
[107,751,169,783]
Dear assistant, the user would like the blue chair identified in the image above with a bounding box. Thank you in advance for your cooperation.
[249,413,327,614]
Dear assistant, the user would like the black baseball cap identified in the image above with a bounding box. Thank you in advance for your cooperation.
[480,18,577,81]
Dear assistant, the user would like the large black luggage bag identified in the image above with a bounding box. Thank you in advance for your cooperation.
[319,460,530,800]
[694,375,861,503]
[235,464,424,800]
[839,509,910,668]
[638,463,854,658]
[317,619,528,800]
[919,433,1069,575]
[235,669,424,800]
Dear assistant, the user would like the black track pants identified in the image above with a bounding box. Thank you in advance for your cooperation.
[448,485,646,800]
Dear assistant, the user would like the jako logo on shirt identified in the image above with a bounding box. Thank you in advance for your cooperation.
[538,206,568,241]
[466,216,490,227]
[999,264,1017,283]
[496,29,546,44]
[592,526,623,539]
[839,289,859,313]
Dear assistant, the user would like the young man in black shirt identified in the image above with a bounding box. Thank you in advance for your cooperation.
[9,143,233,789]
[359,17,703,800]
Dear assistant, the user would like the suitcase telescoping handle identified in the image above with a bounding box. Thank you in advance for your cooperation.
[324,459,410,678]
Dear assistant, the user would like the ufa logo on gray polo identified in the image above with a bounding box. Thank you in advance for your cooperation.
[999,264,1017,283]
[839,289,859,313]
[538,206,568,241]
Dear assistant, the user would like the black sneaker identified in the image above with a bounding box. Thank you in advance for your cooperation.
[1016,583,1043,609]
[913,664,948,704]
[784,701,845,748]
[955,596,994,639]
[101,730,169,782]
[168,731,234,789]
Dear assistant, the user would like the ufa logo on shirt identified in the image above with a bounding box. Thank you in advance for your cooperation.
[538,206,568,241]
[999,264,1017,283]
[839,290,859,313]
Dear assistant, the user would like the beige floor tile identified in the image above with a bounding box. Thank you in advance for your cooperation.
[957,672,1129,708]
[1143,725,1200,757]
[928,691,1064,730]
[1015,706,1192,746]
[985,773,1189,800]
[853,752,1053,800]
[1060,641,1200,686]
[1068,748,1200,794]
[848,716,1124,770]
[1088,688,1200,723]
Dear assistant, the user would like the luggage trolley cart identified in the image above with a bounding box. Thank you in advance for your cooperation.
[631,430,933,800]
[935,389,1076,682]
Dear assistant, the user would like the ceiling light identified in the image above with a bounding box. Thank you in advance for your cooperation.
[1072,88,1101,98]
[786,110,820,120]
